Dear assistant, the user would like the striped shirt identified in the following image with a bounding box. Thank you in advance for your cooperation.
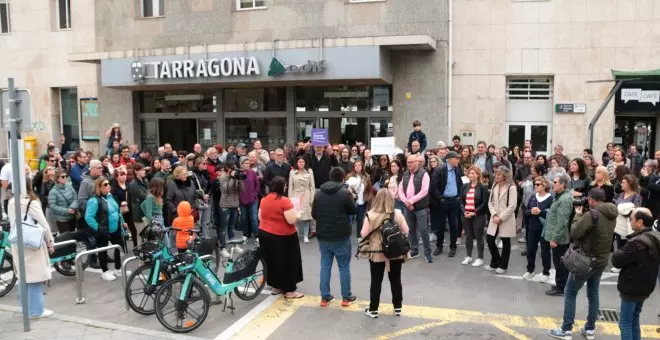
[465,186,476,212]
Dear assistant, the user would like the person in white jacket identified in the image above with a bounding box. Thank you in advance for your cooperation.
[8,178,55,318]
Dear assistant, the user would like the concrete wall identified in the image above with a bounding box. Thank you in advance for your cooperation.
[0,0,98,157]
[452,0,660,158]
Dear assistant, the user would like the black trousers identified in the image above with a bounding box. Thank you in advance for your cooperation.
[486,230,511,269]
[551,243,569,290]
[369,260,403,311]
[434,197,460,250]
[526,224,552,275]
[123,212,137,248]
[96,231,123,272]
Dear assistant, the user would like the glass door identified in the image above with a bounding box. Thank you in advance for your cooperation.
[140,119,159,155]
[225,117,286,151]
[614,118,656,158]
[506,122,551,155]
[198,119,218,151]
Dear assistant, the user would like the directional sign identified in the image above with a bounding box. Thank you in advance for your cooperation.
[1,90,32,132]
[555,103,586,113]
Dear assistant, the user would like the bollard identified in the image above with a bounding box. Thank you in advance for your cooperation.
[74,244,121,304]
[121,256,138,311]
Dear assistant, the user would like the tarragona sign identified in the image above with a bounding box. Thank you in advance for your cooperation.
[131,57,326,80]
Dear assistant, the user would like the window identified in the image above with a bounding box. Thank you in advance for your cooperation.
[237,0,266,10]
[223,88,286,112]
[139,90,217,113]
[57,0,71,29]
[142,0,164,18]
[0,1,10,34]
[347,0,385,3]
[60,88,80,151]
[295,86,393,112]
[506,77,553,100]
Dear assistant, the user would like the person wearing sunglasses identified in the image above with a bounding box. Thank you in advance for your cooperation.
[85,177,127,281]
[48,169,79,234]
[110,166,137,248]
[522,176,553,283]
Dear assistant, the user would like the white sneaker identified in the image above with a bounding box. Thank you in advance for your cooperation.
[430,233,437,242]
[471,258,483,267]
[242,236,248,243]
[532,273,550,283]
[611,267,621,273]
[495,268,506,274]
[497,240,503,249]
[220,249,230,258]
[518,237,526,243]
[234,245,244,254]
[255,238,259,246]
[114,269,131,277]
[304,236,309,243]
[522,272,535,280]
[101,271,117,281]
[461,257,472,265]
[484,265,494,271]
[456,238,462,245]
[30,309,53,319]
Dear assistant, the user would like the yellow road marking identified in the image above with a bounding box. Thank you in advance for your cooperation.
[490,321,532,340]
[371,321,451,340]
[230,295,660,339]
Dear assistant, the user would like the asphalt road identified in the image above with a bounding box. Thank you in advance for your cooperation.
[1,231,659,340]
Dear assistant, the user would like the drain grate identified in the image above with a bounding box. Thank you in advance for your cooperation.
[598,309,620,322]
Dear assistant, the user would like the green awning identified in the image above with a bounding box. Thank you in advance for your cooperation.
[612,68,660,79]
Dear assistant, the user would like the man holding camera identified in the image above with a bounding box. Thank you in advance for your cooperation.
[544,173,573,297]
[548,188,617,340]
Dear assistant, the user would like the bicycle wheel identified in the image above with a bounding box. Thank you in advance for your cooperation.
[0,254,17,297]
[155,276,210,333]
[233,256,267,301]
[53,241,90,276]
[125,264,171,315]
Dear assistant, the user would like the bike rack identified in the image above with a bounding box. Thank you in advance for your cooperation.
[121,254,213,311]
[122,256,138,311]
[74,244,121,304]
[47,240,80,287]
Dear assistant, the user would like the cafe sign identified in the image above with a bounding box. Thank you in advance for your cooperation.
[131,57,261,81]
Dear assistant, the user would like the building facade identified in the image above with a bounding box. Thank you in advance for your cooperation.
[1,0,659,160]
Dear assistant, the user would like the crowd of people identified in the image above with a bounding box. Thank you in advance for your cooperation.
[0,120,659,339]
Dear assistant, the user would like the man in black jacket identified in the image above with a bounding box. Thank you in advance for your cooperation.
[612,207,660,339]
[310,145,338,189]
[430,151,463,257]
[263,148,291,193]
[312,167,358,308]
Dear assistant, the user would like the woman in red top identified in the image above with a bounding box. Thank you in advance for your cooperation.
[459,165,489,268]
[258,176,304,299]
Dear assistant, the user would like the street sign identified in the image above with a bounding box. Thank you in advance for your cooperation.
[555,103,586,113]
[1,90,32,131]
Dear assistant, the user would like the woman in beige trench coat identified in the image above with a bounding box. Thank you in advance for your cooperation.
[8,179,55,318]
[485,166,517,274]
[288,156,315,243]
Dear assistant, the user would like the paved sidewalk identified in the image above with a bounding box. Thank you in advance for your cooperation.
[0,308,203,340]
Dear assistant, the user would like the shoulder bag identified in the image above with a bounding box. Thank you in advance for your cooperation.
[561,210,599,280]
[8,200,46,249]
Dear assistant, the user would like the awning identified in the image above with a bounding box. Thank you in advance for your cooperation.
[611,68,660,79]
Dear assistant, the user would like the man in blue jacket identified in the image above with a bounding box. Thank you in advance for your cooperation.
[69,150,88,192]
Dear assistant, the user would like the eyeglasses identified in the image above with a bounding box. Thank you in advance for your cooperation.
[49,160,57,163]
[59,175,67,179]
[333,149,339,152]
[117,172,126,176]
[534,183,542,187]
[102,182,110,187]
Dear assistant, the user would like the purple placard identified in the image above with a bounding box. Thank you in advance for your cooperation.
[311,128,328,146]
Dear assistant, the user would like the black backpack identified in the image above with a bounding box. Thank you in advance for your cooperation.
[357,212,410,259]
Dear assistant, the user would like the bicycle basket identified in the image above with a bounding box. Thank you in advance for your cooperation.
[194,236,217,257]
[223,249,260,284]
[168,252,198,275]
[132,241,162,262]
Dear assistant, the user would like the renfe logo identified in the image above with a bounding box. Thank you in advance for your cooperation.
[268,57,326,77]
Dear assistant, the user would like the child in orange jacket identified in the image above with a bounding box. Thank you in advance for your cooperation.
[173,201,195,253]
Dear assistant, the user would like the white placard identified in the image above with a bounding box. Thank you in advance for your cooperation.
[203,128,211,141]
[371,137,395,156]
[613,137,623,144]
[249,132,258,139]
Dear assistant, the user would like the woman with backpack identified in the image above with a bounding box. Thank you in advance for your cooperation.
[360,188,409,319]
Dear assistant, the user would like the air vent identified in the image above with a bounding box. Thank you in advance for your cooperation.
[598,309,619,322]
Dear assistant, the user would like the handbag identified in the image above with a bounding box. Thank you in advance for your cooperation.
[561,210,599,279]
[120,191,130,214]
[8,200,46,249]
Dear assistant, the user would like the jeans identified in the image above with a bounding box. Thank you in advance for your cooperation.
[526,224,551,275]
[395,199,406,213]
[619,300,644,340]
[369,259,403,311]
[462,214,485,258]
[198,205,212,237]
[319,238,352,299]
[240,201,259,238]
[434,198,460,250]
[405,208,431,257]
[17,282,45,317]
[297,220,311,238]
[356,204,366,238]
[561,267,604,332]
[552,243,569,290]
[218,208,237,249]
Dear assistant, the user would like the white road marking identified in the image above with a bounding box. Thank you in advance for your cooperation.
[492,273,617,285]
[214,294,279,340]
[0,303,207,340]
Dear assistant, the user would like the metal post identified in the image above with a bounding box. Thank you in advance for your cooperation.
[122,256,138,311]
[588,79,624,151]
[74,244,121,304]
[7,78,29,331]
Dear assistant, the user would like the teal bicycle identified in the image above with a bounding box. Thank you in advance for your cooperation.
[0,229,17,297]
[125,226,220,315]
[154,239,266,333]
